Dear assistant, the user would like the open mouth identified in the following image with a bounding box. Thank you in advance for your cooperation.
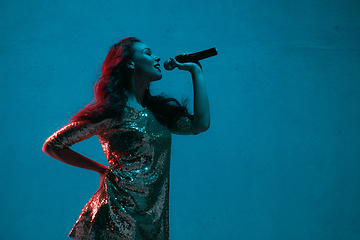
[154,63,161,71]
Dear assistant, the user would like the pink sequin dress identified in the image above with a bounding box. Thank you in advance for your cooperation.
[45,106,194,240]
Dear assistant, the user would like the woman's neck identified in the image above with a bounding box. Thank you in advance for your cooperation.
[126,75,149,110]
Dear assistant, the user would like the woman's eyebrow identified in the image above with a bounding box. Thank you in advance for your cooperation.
[143,48,152,53]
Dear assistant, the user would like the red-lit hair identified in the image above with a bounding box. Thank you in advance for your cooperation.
[71,37,189,127]
[70,37,140,122]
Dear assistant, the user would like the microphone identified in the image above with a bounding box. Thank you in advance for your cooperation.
[163,47,218,70]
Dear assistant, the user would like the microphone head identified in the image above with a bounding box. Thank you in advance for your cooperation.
[163,59,176,71]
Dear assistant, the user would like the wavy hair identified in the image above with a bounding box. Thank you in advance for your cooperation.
[71,37,189,127]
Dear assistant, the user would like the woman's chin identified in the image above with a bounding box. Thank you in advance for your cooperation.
[152,74,163,81]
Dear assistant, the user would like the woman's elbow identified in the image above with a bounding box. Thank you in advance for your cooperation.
[42,142,58,155]
[200,124,210,133]
[42,142,51,154]
[191,122,210,134]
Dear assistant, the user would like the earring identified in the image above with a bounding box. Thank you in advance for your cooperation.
[127,62,134,69]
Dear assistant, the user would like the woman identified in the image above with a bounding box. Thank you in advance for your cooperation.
[42,37,210,240]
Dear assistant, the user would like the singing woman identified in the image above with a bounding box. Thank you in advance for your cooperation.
[42,37,210,240]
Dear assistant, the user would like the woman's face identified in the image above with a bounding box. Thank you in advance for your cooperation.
[131,42,162,81]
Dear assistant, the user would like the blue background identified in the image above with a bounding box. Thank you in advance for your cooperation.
[1,0,360,239]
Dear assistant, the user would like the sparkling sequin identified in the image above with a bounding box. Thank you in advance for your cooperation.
[45,106,194,240]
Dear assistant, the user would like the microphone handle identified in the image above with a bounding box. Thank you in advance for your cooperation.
[175,47,218,63]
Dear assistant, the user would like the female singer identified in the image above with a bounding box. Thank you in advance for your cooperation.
[42,37,210,240]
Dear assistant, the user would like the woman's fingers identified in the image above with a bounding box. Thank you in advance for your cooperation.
[170,52,202,71]
[170,57,181,68]
[171,60,201,72]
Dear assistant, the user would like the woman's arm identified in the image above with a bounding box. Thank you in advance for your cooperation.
[172,57,210,134]
[43,143,107,191]
[42,144,107,174]
[42,120,108,174]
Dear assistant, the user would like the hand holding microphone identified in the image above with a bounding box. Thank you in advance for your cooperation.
[168,54,204,72]
[164,47,218,71]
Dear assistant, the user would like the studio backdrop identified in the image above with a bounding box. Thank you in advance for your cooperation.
[1,0,360,239]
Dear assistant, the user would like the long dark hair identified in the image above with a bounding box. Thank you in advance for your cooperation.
[70,37,189,128]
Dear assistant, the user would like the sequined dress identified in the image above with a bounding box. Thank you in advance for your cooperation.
[45,106,194,240]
